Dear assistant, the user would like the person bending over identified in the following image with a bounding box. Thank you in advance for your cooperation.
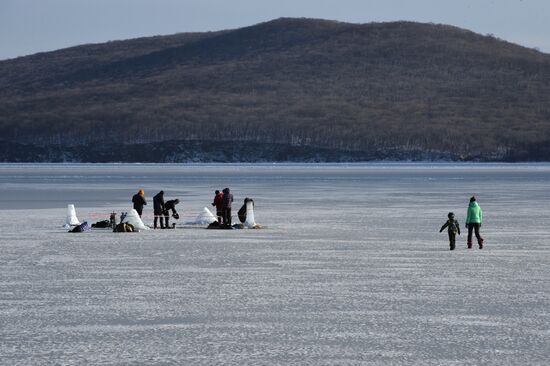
[163,199,180,228]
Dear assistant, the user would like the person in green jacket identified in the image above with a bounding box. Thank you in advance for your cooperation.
[466,196,484,249]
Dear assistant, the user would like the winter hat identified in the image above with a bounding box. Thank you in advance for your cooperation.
[470,196,476,202]
[448,212,454,219]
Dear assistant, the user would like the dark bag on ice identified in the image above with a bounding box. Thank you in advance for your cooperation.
[207,221,221,229]
[91,220,111,228]
[70,221,91,233]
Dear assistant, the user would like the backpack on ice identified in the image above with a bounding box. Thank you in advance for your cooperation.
[114,223,135,232]
[70,221,91,233]
[449,220,459,234]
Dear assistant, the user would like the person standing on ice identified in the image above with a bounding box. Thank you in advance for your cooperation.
[153,190,165,229]
[211,190,224,224]
[131,189,147,217]
[465,196,484,249]
[221,187,234,227]
[440,212,460,250]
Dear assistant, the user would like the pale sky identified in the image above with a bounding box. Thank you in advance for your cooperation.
[1,0,549,60]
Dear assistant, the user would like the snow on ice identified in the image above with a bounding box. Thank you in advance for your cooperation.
[0,163,549,365]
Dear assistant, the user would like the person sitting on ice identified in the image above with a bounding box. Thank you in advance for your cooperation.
[238,197,254,223]
[162,199,180,229]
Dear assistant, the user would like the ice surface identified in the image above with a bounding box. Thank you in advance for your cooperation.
[0,163,549,365]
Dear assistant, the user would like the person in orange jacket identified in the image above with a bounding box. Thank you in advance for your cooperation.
[131,189,147,217]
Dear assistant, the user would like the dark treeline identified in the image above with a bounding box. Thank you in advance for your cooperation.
[1,18,550,162]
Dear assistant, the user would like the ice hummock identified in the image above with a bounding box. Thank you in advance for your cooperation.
[188,207,217,225]
[121,209,149,231]
[244,200,256,228]
[64,204,80,228]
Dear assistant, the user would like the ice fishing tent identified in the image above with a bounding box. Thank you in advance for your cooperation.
[244,200,257,228]
[188,207,217,225]
[64,204,80,228]
[121,209,149,231]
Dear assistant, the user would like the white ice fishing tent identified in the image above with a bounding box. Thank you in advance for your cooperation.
[244,200,257,228]
[188,207,217,225]
[122,209,150,231]
[64,204,80,228]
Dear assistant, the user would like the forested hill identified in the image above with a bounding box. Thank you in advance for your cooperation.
[1,18,550,162]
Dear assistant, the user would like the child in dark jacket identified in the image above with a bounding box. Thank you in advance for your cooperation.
[440,212,461,250]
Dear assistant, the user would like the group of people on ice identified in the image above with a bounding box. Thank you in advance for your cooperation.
[130,187,254,229]
[211,188,234,226]
[440,196,484,250]
[131,189,180,229]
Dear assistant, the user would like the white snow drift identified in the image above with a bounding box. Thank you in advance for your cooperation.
[64,204,80,228]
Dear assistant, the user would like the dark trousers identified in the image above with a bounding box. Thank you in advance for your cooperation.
[216,210,223,224]
[154,210,165,229]
[467,223,483,246]
[448,232,456,250]
[222,208,232,226]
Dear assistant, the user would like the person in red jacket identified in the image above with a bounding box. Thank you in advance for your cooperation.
[211,190,224,224]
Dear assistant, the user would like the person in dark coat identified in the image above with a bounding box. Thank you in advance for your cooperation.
[153,191,165,229]
[131,189,147,217]
[211,190,224,224]
[439,212,461,250]
[163,199,180,228]
[238,197,254,223]
[221,187,234,226]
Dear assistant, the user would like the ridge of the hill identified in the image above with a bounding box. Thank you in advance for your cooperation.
[1,17,550,162]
